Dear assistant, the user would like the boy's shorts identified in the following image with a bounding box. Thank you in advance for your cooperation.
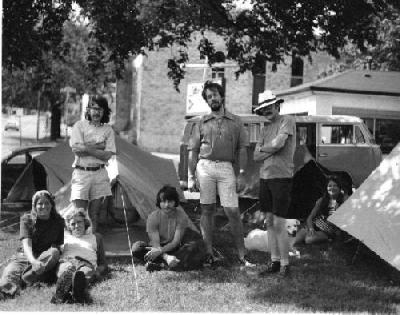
[259,178,292,218]
[70,168,112,201]
[196,159,238,208]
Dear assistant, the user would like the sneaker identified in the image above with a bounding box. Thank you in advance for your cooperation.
[259,261,281,276]
[278,265,291,277]
[51,269,74,304]
[238,255,256,268]
[164,254,180,268]
[72,271,87,303]
[145,262,164,272]
[203,254,223,268]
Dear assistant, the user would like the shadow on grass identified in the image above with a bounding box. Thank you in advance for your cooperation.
[146,235,400,313]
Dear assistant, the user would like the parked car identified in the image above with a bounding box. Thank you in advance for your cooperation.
[1,144,56,211]
[4,116,20,131]
[179,114,382,198]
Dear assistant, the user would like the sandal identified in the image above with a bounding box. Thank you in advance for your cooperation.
[203,254,223,267]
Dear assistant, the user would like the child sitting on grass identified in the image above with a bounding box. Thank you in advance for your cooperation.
[131,185,207,272]
[0,190,64,301]
[51,207,108,304]
[294,175,348,245]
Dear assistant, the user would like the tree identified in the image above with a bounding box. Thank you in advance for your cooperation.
[2,0,72,70]
[72,0,400,89]
[345,7,400,71]
[2,3,115,139]
[4,0,400,92]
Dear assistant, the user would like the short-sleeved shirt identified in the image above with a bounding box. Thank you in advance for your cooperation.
[61,232,98,268]
[258,115,296,179]
[146,206,189,246]
[70,120,116,167]
[19,214,65,258]
[188,110,249,163]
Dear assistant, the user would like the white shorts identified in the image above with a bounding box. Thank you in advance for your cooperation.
[70,168,112,201]
[196,159,238,208]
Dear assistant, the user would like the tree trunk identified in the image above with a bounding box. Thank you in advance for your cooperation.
[50,94,62,141]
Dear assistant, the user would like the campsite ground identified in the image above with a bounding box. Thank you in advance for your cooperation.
[1,202,400,312]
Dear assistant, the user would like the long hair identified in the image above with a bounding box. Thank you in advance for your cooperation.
[29,190,63,224]
[319,175,345,217]
[85,95,111,124]
[64,207,91,234]
[156,185,180,208]
[201,80,224,102]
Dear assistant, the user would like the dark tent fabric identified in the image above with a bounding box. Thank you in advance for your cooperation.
[237,143,343,221]
[6,136,186,223]
[286,160,328,221]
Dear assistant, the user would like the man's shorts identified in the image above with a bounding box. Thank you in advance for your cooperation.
[70,168,112,201]
[196,159,238,208]
[259,178,292,218]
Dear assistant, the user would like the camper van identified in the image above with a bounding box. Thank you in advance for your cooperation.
[179,115,382,198]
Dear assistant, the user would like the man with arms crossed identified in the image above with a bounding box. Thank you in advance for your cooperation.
[70,95,116,233]
[253,90,296,277]
[188,80,253,266]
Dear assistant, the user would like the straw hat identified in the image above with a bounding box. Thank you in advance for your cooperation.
[254,90,284,113]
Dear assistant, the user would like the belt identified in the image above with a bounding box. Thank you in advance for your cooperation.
[74,164,105,171]
[204,159,231,163]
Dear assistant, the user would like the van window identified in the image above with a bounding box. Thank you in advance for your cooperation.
[354,126,365,144]
[320,125,353,144]
[245,123,262,143]
[296,123,316,157]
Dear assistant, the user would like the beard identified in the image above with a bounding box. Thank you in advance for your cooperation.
[210,101,222,111]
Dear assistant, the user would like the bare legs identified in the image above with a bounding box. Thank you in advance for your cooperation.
[266,213,289,266]
[200,204,245,260]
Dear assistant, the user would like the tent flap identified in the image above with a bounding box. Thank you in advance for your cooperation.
[329,143,400,271]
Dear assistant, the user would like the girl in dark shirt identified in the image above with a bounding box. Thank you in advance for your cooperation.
[0,190,64,300]
[295,176,348,245]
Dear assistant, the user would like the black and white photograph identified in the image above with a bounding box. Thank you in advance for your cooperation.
[1,0,400,312]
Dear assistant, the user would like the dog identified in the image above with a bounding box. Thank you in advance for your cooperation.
[244,219,300,257]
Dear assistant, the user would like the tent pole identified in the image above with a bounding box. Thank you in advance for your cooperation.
[120,189,140,301]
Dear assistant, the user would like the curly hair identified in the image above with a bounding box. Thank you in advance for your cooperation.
[201,80,224,102]
[85,95,111,124]
[156,185,180,208]
[64,207,91,233]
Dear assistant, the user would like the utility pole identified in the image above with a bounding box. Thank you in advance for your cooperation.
[133,52,146,145]
[36,89,41,142]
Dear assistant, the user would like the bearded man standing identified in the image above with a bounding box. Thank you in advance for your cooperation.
[187,80,253,267]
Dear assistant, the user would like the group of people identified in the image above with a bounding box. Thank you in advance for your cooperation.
[0,82,346,304]
[0,190,108,304]
[186,81,297,275]
[187,81,345,276]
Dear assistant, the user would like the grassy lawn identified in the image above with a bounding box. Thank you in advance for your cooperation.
[1,204,400,312]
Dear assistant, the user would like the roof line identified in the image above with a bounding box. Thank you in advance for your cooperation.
[310,86,400,97]
[278,85,400,97]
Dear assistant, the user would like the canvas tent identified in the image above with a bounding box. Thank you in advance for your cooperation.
[6,136,190,227]
[329,143,400,271]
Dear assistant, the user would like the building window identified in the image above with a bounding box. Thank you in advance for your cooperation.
[375,119,400,154]
[362,117,400,154]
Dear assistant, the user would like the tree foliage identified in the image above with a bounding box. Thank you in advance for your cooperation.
[3,0,400,92]
[2,0,73,70]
